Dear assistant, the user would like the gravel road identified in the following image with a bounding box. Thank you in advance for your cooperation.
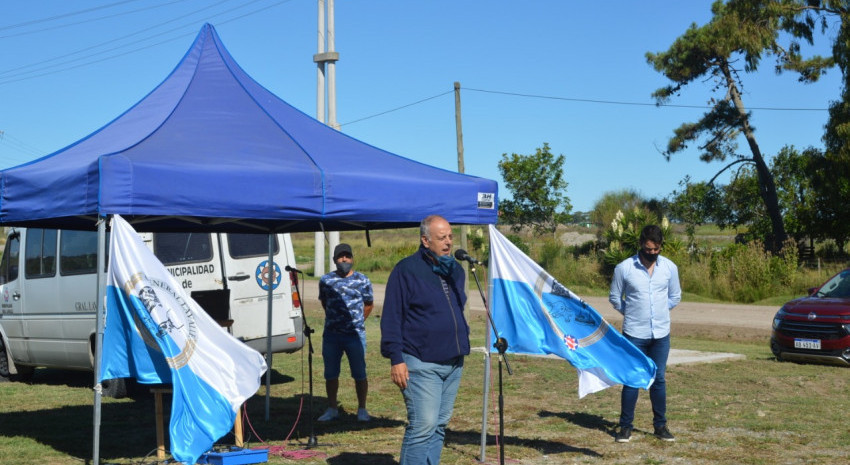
[299,280,778,341]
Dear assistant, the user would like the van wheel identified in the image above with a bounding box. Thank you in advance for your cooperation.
[13,364,35,382]
[102,378,128,399]
[0,341,9,382]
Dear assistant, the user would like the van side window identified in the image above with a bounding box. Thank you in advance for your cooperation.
[60,230,98,275]
[228,233,279,258]
[154,233,213,265]
[0,234,20,284]
[25,228,58,279]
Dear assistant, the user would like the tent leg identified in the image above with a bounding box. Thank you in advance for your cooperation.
[479,351,491,462]
[92,217,108,465]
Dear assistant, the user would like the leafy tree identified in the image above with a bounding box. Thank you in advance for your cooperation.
[669,145,820,246]
[771,145,819,242]
[590,189,645,231]
[668,176,724,248]
[497,143,572,235]
[644,0,819,251]
[806,149,850,252]
[795,2,850,253]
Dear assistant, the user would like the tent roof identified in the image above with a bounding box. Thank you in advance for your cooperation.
[0,24,497,233]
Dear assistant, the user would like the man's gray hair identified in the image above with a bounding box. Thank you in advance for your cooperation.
[420,215,445,240]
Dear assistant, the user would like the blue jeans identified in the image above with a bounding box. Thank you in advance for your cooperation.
[399,353,464,465]
[322,331,367,381]
[619,333,670,429]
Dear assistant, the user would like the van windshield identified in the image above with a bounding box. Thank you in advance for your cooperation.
[154,233,213,265]
[228,234,279,259]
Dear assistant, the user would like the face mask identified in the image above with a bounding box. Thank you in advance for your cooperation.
[425,249,456,277]
[639,250,659,264]
[336,261,352,275]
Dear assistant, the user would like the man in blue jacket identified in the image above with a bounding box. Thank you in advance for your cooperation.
[380,215,469,465]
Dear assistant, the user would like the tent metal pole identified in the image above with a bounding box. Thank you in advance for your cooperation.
[479,243,492,462]
[265,234,274,420]
[479,349,491,462]
[92,216,108,465]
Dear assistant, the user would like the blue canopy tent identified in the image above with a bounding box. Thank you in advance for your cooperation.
[0,24,497,232]
[0,24,498,464]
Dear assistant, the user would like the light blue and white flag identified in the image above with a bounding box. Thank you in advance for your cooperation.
[488,225,655,398]
[101,215,267,464]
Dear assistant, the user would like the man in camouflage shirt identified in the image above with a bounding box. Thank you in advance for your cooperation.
[318,243,374,422]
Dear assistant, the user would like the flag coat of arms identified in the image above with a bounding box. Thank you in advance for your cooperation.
[488,225,656,398]
[101,215,267,464]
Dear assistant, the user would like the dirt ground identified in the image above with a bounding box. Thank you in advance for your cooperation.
[299,281,777,342]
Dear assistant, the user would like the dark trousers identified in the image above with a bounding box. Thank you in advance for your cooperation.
[619,333,670,429]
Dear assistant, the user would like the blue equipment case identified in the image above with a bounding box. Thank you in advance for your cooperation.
[197,447,268,465]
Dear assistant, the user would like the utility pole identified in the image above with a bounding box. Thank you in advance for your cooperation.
[314,0,340,276]
[455,82,469,297]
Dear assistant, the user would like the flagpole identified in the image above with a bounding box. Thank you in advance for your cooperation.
[92,215,108,465]
[468,258,510,465]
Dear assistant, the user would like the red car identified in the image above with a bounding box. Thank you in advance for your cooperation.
[771,269,850,366]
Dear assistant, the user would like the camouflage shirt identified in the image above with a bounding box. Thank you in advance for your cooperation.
[319,271,374,336]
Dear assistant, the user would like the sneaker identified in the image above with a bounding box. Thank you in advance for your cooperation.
[356,408,371,422]
[654,425,675,442]
[317,407,339,422]
[614,426,632,443]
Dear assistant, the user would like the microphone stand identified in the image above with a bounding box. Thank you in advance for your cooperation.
[468,262,511,465]
[290,270,326,448]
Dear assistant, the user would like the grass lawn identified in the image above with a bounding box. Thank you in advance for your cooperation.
[1,303,848,465]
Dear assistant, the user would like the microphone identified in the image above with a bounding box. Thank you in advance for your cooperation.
[454,249,483,266]
[285,265,304,274]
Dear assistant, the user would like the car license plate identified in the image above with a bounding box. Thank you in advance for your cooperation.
[794,338,821,350]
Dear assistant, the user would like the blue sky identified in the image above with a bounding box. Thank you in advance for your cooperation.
[0,1,840,212]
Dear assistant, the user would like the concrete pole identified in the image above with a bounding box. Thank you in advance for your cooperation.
[313,0,327,277]
[326,0,340,272]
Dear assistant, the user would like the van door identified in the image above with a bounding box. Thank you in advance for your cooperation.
[56,229,100,369]
[222,233,301,353]
[153,231,223,303]
[19,229,67,367]
[0,231,25,363]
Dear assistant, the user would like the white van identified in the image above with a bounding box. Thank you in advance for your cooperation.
[0,227,304,395]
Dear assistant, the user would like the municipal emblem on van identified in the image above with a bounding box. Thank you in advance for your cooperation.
[256,260,282,291]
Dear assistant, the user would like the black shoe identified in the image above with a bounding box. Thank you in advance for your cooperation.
[654,425,675,442]
[614,426,632,443]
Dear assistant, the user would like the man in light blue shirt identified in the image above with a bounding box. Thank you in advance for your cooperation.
[609,224,681,443]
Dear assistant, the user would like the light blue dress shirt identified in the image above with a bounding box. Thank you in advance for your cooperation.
[609,254,681,339]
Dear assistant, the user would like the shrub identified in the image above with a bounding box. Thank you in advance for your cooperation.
[601,208,681,276]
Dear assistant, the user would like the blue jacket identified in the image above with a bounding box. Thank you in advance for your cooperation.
[380,246,470,365]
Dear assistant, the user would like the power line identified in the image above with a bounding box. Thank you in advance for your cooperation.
[0,0,147,32]
[463,87,829,112]
[0,0,193,39]
[0,0,291,85]
[340,85,830,126]
[0,130,46,168]
[0,0,238,80]
[340,91,454,126]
